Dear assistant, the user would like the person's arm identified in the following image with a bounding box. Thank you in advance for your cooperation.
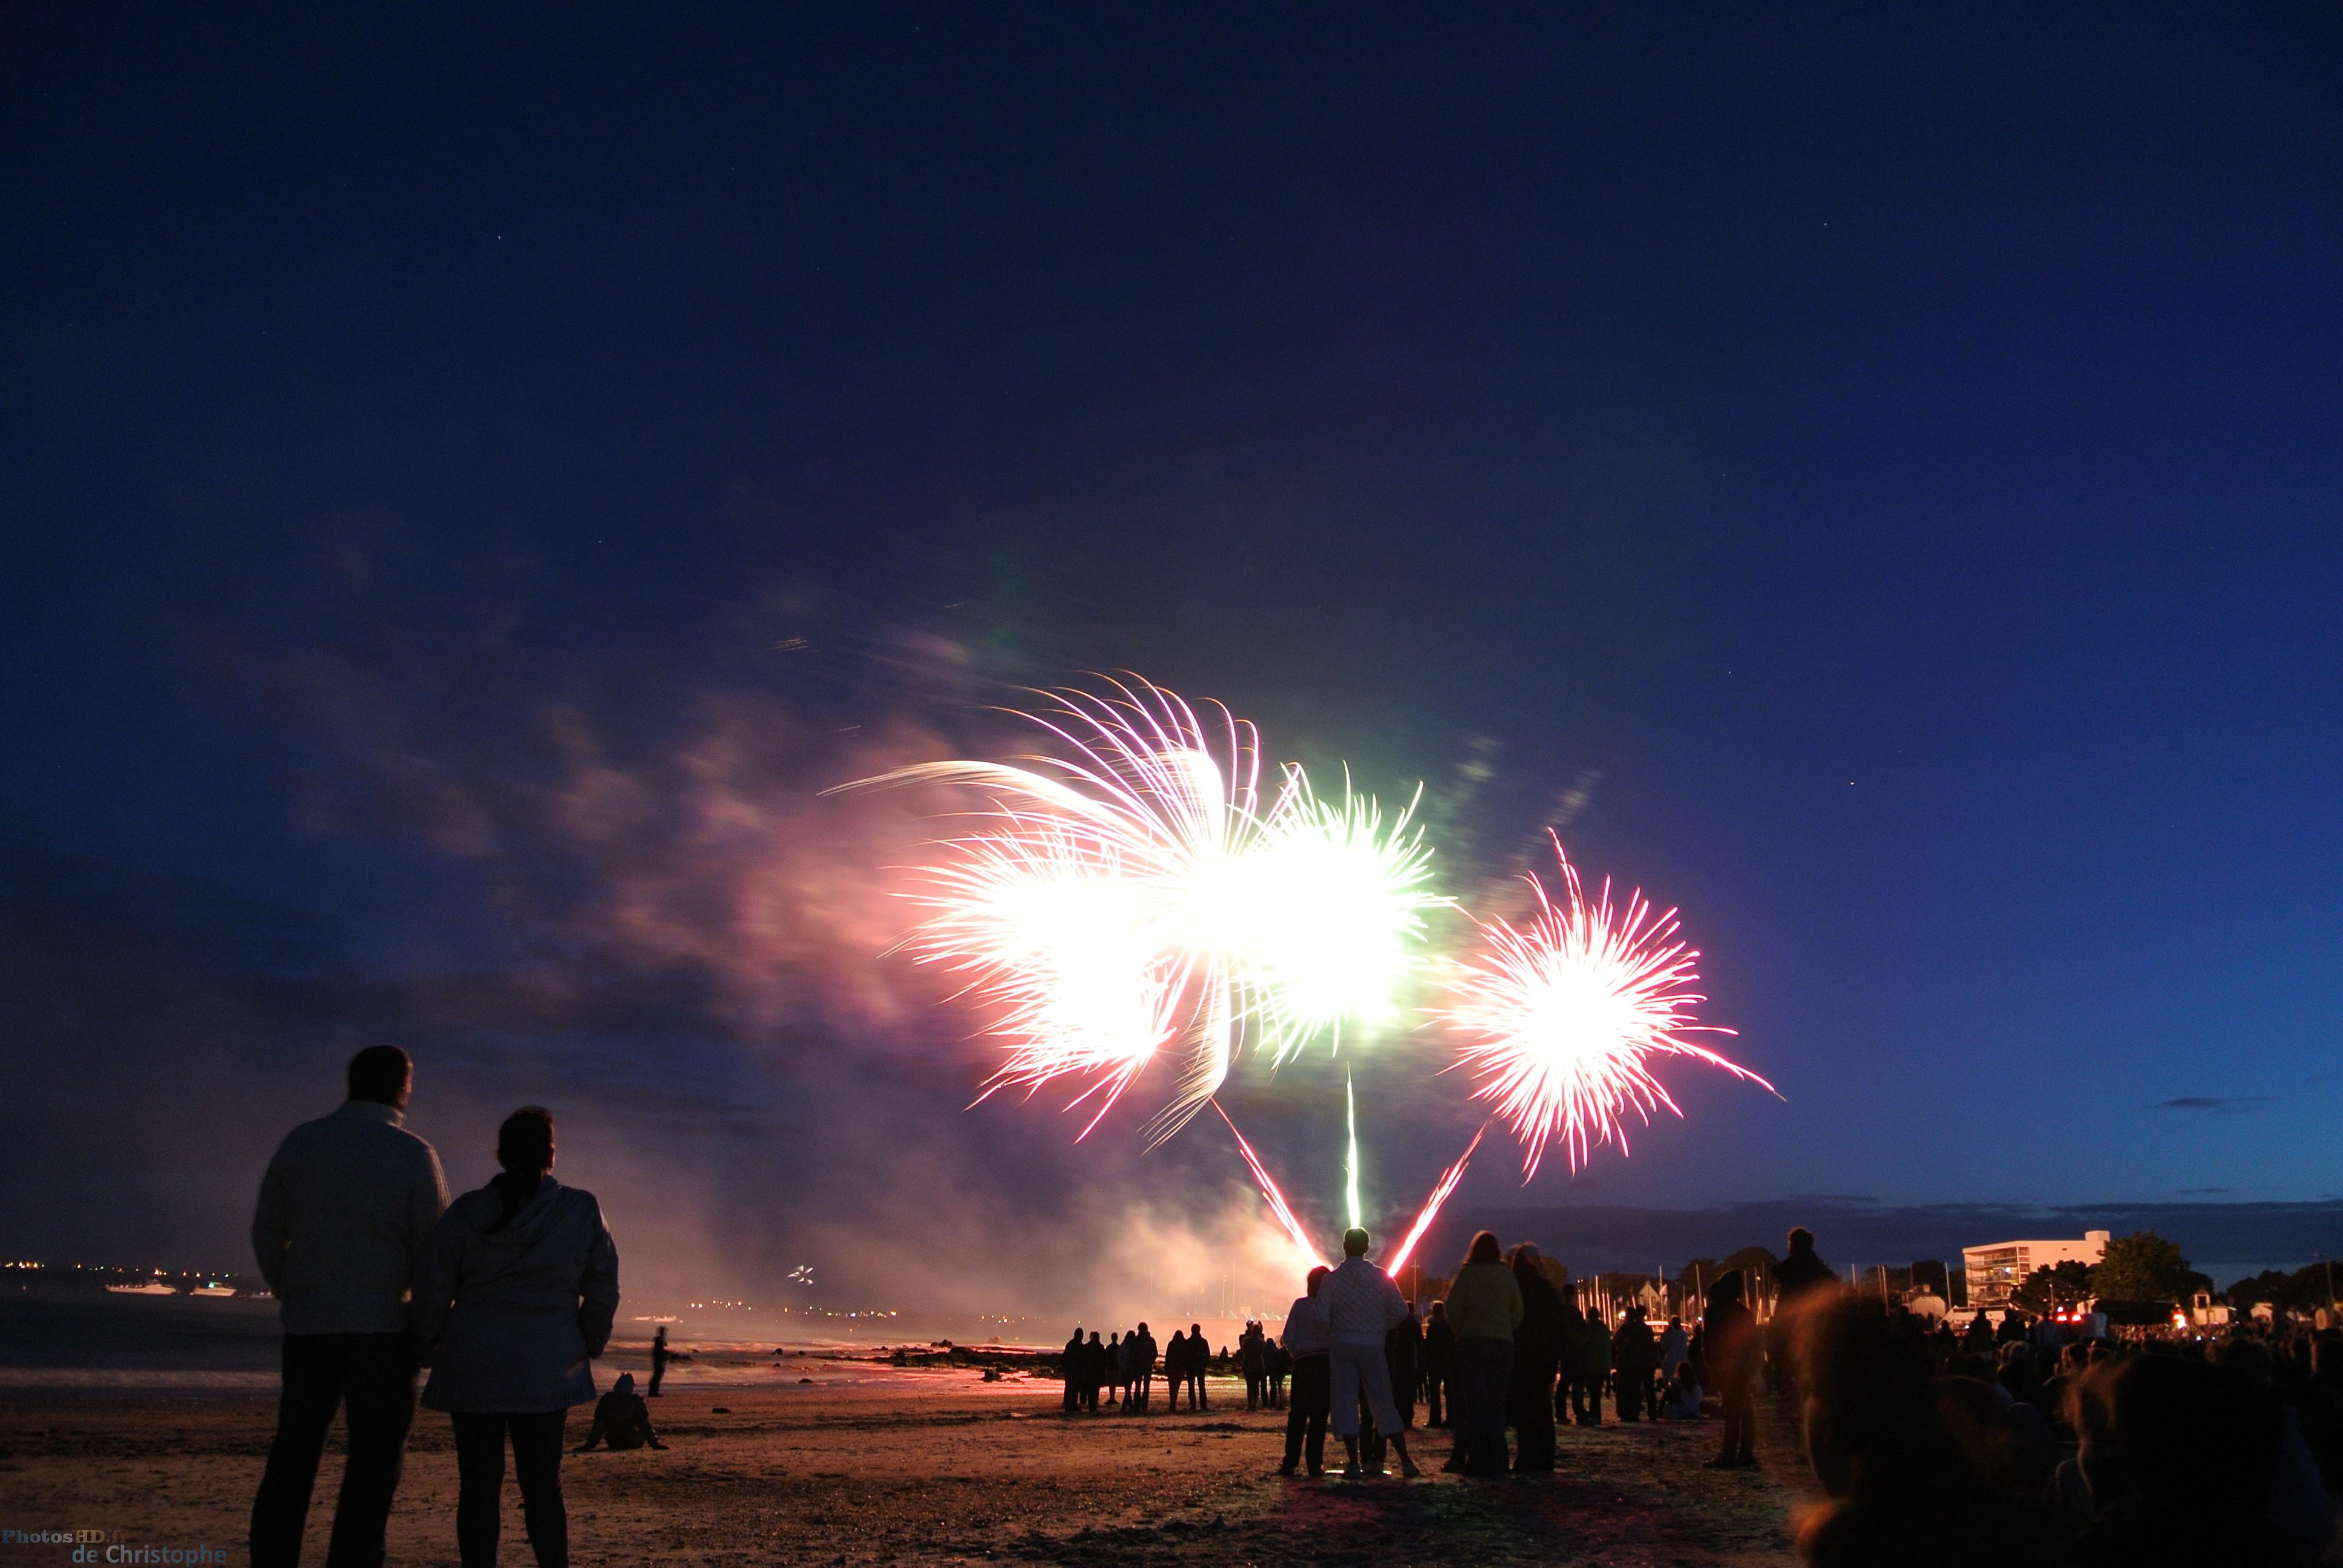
[1503,1273,1525,1336]
[578,1197,620,1357]
[574,1413,606,1453]
[406,1145,450,1319]
[634,1409,667,1450]
[411,1206,463,1365]
[251,1143,290,1294]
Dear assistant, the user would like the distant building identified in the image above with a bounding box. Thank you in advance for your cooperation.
[1961,1230,2111,1311]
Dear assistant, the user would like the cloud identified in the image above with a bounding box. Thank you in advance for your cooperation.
[2149,1096,2270,1114]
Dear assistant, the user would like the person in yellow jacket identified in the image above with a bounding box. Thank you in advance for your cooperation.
[1440,1231,1525,1476]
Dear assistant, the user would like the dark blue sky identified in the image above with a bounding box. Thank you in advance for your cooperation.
[4,5,2340,1301]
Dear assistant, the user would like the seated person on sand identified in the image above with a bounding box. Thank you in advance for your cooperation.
[575,1373,667,1452]
[1657,1359,1703,1420]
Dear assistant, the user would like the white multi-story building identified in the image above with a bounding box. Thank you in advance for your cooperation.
[1961,1230,2111,1311]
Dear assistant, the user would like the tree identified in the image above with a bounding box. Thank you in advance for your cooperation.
[2089,1231,2199,1302]
[2010,1259,2094,1315]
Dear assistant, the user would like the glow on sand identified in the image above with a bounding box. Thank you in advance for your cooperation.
[834,676,1441,1142]
[1439,832,1774,1178]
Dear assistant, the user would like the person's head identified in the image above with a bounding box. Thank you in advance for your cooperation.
[1190,1323,1202,1336]
[497,1106,555,1176]
[1089,1331,1101,1344]
[1465,1230,1502,1267]
[485,1106,555,1232]
[1136,1322,1148,1335]
[1342,1227,1370,1258]
[1668,1316,1682,1330]
[1800,1295,1961,1506]
[1429,1301,1446,1319]
[1305,1264,1329,1297]
[613,1372,635,1396]
[1708,1269,1744,1310]
[1788,1226,1816,1257]
[347,1045,411,1109]
[654,1325,666,1342]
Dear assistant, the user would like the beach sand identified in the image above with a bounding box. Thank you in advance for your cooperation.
[0,1368,1815,1566]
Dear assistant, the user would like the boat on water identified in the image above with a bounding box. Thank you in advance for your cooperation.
[189,1284,238,1298]
[105,1281,179,1295]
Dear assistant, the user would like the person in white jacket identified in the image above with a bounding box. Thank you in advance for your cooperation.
[1319,1228,1421,1478]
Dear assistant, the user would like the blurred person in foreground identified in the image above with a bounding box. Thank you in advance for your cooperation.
[1322,1228,1420,1478]
[1420,1301,1455,1428]
[250,1045,449,1568]
[415,1107,618,1568]
[1702,1270,1760,1469]
[1795,1295,2057,1568]
[2066,1346,2328,1566]
[1507,1244,1565,1472]
[1442,1230,1524,1477]
[1277,1266,1332,1477]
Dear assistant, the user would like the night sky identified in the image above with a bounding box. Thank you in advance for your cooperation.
[5,5,2340,1307]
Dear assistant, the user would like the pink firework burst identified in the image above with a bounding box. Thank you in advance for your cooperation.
[1440,833,1773,1178]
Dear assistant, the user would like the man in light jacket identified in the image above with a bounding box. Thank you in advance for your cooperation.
[1321,1228,1421,1478]
[249,1046,448,1568]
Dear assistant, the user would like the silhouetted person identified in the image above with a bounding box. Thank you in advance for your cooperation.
[1614,1304,1656,1422]
[1323,1229,1418,1478]
[1164,1328,1188,1411]
[1769,1227,1834,1304]
[1420,1301,1455,1428]
[1130,1321,1158,1411]
[1061,1327,1084,1414]
[572,1374,664,1453]
[1703,1270,1760,1469]
[647,1325,671,1398]
[1184,1323,1208,1410]
[1556,1297,1592,1426]
[1657,1315,1688,1391]
[1239,1321,1267,1410]
[1961,1311,1995,1355]
[1084,1331,1106,1411]
[1105,1331,1126,1408]
[1267,1341,1290,1408]
[1442,1231,1524,1477]
[415,1108,619,1568]
[1768,1227,1837,1400]
[1657,1357,1703,1419]
[1507,1244,1564,1472]
[250,1045,449,1568]
[1575,1308,1613,1428]
[1277,1266,1331,1477]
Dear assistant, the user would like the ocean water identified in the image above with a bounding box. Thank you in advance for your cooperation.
[0,1289,1054,1395]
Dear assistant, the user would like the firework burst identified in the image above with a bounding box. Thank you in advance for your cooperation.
[1439,832,1772,1178]
[833,676,1441,1142]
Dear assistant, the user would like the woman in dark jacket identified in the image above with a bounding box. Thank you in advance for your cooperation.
[1507,1244,1566,1472]
[416,1108,618,1568]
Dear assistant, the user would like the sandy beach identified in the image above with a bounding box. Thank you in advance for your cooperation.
[0,1354,1816,1568]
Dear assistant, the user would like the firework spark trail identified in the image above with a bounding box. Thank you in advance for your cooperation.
[834,676,1441,1142]
[1384,1123,1486,1278]
[1343,1071,1363,1232]
[1439,831,1773,1178]
[1212,1102,1322,1272]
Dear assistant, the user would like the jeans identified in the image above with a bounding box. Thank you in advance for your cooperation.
[1451,1336,1514,1475]
[451,1411,569,1568]
[1328,1342,1401,1439]
[250,1333,416,1568]
[1282,1354,1329,1472]
[1423,1371,1446,1427]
